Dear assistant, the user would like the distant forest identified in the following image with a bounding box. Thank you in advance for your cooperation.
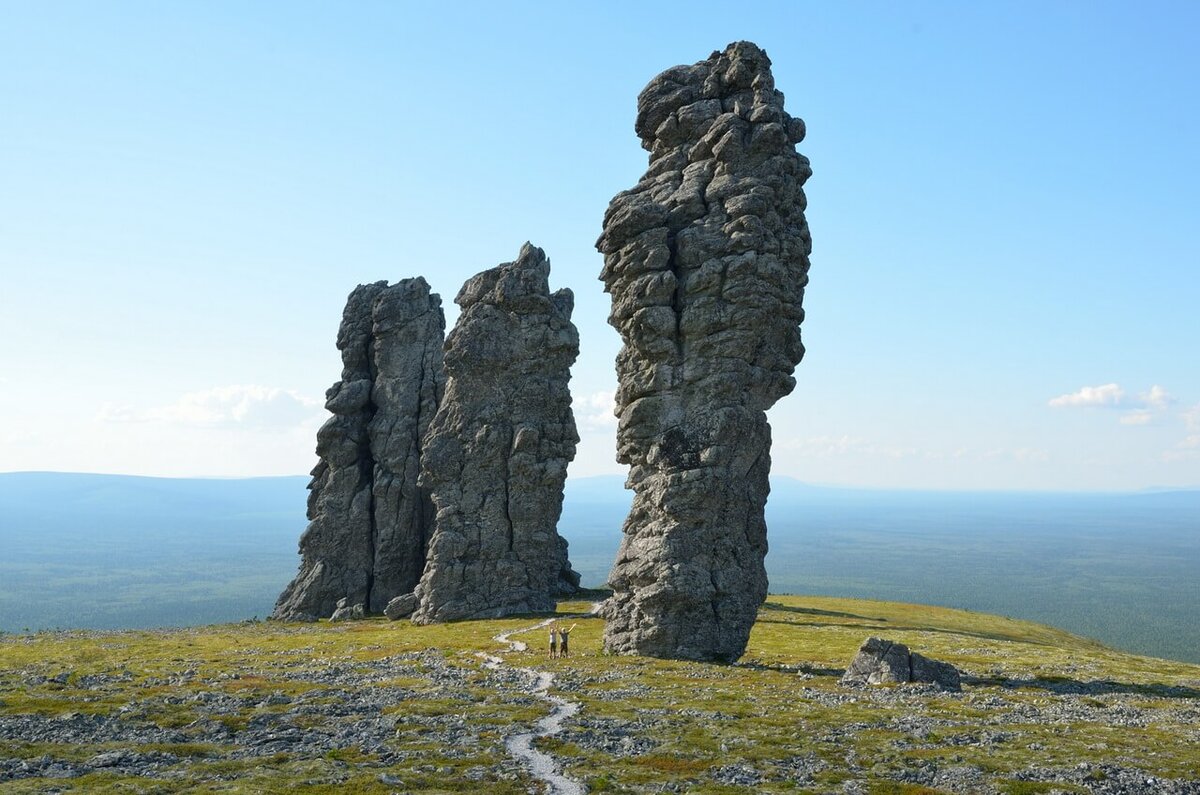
[2,473,1198,664]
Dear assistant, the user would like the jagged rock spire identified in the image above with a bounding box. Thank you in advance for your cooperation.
[596,42,812,661]
[273,278,445,621]
[411,243,581,623]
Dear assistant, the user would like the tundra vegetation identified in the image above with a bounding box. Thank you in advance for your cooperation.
[3,595,1198,793]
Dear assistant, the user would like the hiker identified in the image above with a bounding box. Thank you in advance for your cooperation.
[547,622,558,658]
[558,623,577,658]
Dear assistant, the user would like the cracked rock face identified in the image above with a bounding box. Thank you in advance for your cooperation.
[411,243,581,624]
[273,278,445,620]
[596,41,811,661]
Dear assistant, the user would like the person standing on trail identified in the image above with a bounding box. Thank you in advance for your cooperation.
[547,622,558,658]
[559,624,577,657]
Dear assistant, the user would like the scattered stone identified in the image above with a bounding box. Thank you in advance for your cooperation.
[2,627,1199,794]
[384,592,419,620]
[273,278,445,620]
[329,598,366,622]
[597,41,812,661]
[840,638,962,691]
[412,243,581,623]
[712,762,765,787]
[88,751,128,768]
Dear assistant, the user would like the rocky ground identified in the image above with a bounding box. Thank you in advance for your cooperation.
[2,647,528,789]
[2,596,1198,793]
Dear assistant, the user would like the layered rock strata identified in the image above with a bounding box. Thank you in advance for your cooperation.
[273,278,445,621]
[411,243,581,623]
[596,42,812,660]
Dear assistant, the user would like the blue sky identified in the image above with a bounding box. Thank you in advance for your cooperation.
[1,1,1197,490]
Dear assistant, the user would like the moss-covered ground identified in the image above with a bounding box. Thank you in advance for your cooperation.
[2,595,1198,793]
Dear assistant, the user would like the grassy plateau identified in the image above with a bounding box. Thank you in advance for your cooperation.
[1,595,1198,793]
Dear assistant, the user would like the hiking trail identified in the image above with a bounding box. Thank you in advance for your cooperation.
[476,604,601,795]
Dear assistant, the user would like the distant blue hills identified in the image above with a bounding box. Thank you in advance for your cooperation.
[2,471,1198,664]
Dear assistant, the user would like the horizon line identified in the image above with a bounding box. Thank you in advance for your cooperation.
[3,469,1197,497]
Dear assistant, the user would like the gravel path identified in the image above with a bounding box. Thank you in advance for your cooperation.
[478,606,600,795]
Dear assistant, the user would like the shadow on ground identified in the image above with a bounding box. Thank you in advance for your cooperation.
[970,675,1200,699]
[760,601,888,622]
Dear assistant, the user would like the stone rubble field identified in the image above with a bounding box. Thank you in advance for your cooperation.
[2,596,1199,794]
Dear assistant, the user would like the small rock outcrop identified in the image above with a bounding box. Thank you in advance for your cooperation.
[384,592,418,620]
[329,598,366,622]
[273,278,445,621]
[840,637,963,691]
[596,41,812,660]
[411,243,581,623]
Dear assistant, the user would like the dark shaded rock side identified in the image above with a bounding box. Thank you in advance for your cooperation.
[596,41,812,660]
[411,243,581,623]
[840,637,963,691]
[273,278,445,620]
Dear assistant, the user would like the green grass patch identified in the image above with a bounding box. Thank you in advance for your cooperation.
[2,595,1199,793]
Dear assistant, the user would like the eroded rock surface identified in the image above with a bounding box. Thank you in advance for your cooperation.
[841,637,963,691]
[411,243,580,623]
[596,41,812,660]
[273,278,445,620]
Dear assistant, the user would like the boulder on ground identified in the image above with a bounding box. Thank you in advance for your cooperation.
[384,592,418,620]
[840,637,961,691]
[329,598,366,622]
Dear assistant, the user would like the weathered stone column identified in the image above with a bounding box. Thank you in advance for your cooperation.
[272,278,444,621]
[596,42,811,661]
[411,243,581,623]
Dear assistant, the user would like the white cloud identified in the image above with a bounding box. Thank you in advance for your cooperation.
[575,390,617,431]
[1141,385,1173,410]
[1049,384,1174,426]
[1177,403,1200,451]
[1048,383,1126,408]
[99,385,324,430]
[1119,411,1153,426]
[1012,447,1050,462]
[1159,403,1200,461]
[1183,403,1200,433]
[782,435,918,459]
[981,447,1050,463]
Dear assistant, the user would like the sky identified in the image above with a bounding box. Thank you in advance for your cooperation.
[1,1,1198,491]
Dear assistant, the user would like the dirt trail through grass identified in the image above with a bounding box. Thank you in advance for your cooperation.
[477,605,600,795]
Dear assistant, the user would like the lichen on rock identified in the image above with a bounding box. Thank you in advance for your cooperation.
[596,41,812,661]
[411,243,581,623]
[272,278,445,620]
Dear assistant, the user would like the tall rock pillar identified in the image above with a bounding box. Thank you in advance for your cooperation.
[411,243,581,623]
[273,278,444,621]
[596,42,812,661]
